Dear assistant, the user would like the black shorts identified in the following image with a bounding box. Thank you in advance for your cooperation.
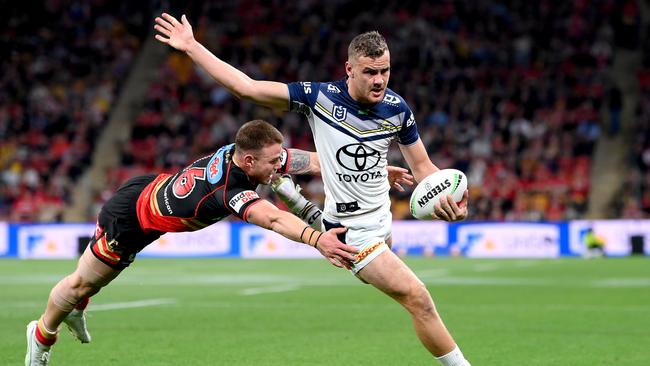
[90,174,163,270]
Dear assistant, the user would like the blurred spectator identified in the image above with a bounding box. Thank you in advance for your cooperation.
[105,0,616,222]
[0,0,151,221]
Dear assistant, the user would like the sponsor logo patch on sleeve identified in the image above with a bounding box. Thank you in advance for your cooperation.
[229,190,260,213]
[279,149,288,168]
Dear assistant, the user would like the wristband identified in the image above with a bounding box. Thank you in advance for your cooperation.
[300,226,309,243]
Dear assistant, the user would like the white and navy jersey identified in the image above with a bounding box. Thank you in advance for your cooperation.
[288,79,419,219]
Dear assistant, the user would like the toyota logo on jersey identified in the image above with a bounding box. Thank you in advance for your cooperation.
[335,143,381,172]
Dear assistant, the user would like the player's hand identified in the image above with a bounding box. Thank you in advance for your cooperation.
[316,227,359,269]
[154,13,195,52]
[387,166,414,192]
[432,190,468,222]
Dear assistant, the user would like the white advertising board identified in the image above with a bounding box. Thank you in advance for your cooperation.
[139,222,232,257]
[239,225,321,258]
[17,224,94,259]
[455,223,560,258]
[570,220,650,256]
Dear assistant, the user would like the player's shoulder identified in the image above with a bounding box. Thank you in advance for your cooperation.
[318,80,345,95]
[380,88,410,111]
[205,143,235,184]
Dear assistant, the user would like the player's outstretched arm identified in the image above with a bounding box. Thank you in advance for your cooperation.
[399,138,468,221]
[154,13,290,111]
[246,200,358,268]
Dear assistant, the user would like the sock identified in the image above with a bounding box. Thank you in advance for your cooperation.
[75,297,90,310]
[435,346,471,366]
[36,317,58,346]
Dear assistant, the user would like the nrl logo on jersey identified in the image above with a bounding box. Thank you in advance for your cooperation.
[332,105,347,122]
[327,84,341,93]
[382,94,400,105]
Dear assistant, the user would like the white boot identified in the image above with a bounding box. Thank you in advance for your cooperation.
[25,321,52,366]
[63,309,91,343]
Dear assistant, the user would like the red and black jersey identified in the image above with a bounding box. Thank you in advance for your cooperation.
[135,143,290,233]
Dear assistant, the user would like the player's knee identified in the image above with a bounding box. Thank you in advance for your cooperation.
[67,272,103,298]
[403,282,437,317]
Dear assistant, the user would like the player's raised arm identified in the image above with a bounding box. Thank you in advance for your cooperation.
[245,199,358,268]
[154,13,290,111]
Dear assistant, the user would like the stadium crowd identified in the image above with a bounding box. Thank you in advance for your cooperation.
[4,0,649,222]
[618,0,650,219]
[0,1,150,222]
[110,1,615,221]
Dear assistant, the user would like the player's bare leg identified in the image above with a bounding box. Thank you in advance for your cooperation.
[26,247,121,365]
[358,250,471,366]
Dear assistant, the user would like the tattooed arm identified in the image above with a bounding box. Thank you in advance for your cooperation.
[286,149,320,176]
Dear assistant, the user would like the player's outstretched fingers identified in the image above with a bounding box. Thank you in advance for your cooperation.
[155,16,173,31]
[161,13,180,27]
[154,24,171,37]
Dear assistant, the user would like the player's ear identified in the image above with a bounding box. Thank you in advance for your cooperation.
[243,153,255,167]
[345,61,353,78]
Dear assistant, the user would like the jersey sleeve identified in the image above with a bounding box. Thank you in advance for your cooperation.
[397,105,419,145]
[287,81,320,115]
[225,187,262,221]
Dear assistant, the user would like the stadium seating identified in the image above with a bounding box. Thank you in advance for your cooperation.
[0,2,150,221]
[6,1,646,221]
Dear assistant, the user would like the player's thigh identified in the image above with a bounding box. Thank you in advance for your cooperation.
[73,245,122,289]
[357,249,422,297]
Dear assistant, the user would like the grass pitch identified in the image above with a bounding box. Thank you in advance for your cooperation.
[2,257,649,365]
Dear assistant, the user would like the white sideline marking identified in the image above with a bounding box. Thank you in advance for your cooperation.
[240,284,300,296]
[88,298,177,312]
[472,264,501,272]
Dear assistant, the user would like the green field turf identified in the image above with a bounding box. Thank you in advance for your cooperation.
[2,257,649,365]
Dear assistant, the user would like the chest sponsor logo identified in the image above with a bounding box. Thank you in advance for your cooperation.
[229,190,259,213]
[335,143,383,183]
[332,105,347,122]
[336,143,380,172]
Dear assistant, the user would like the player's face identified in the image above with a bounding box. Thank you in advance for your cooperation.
[346,51,391,104]
[251,143,284,185]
